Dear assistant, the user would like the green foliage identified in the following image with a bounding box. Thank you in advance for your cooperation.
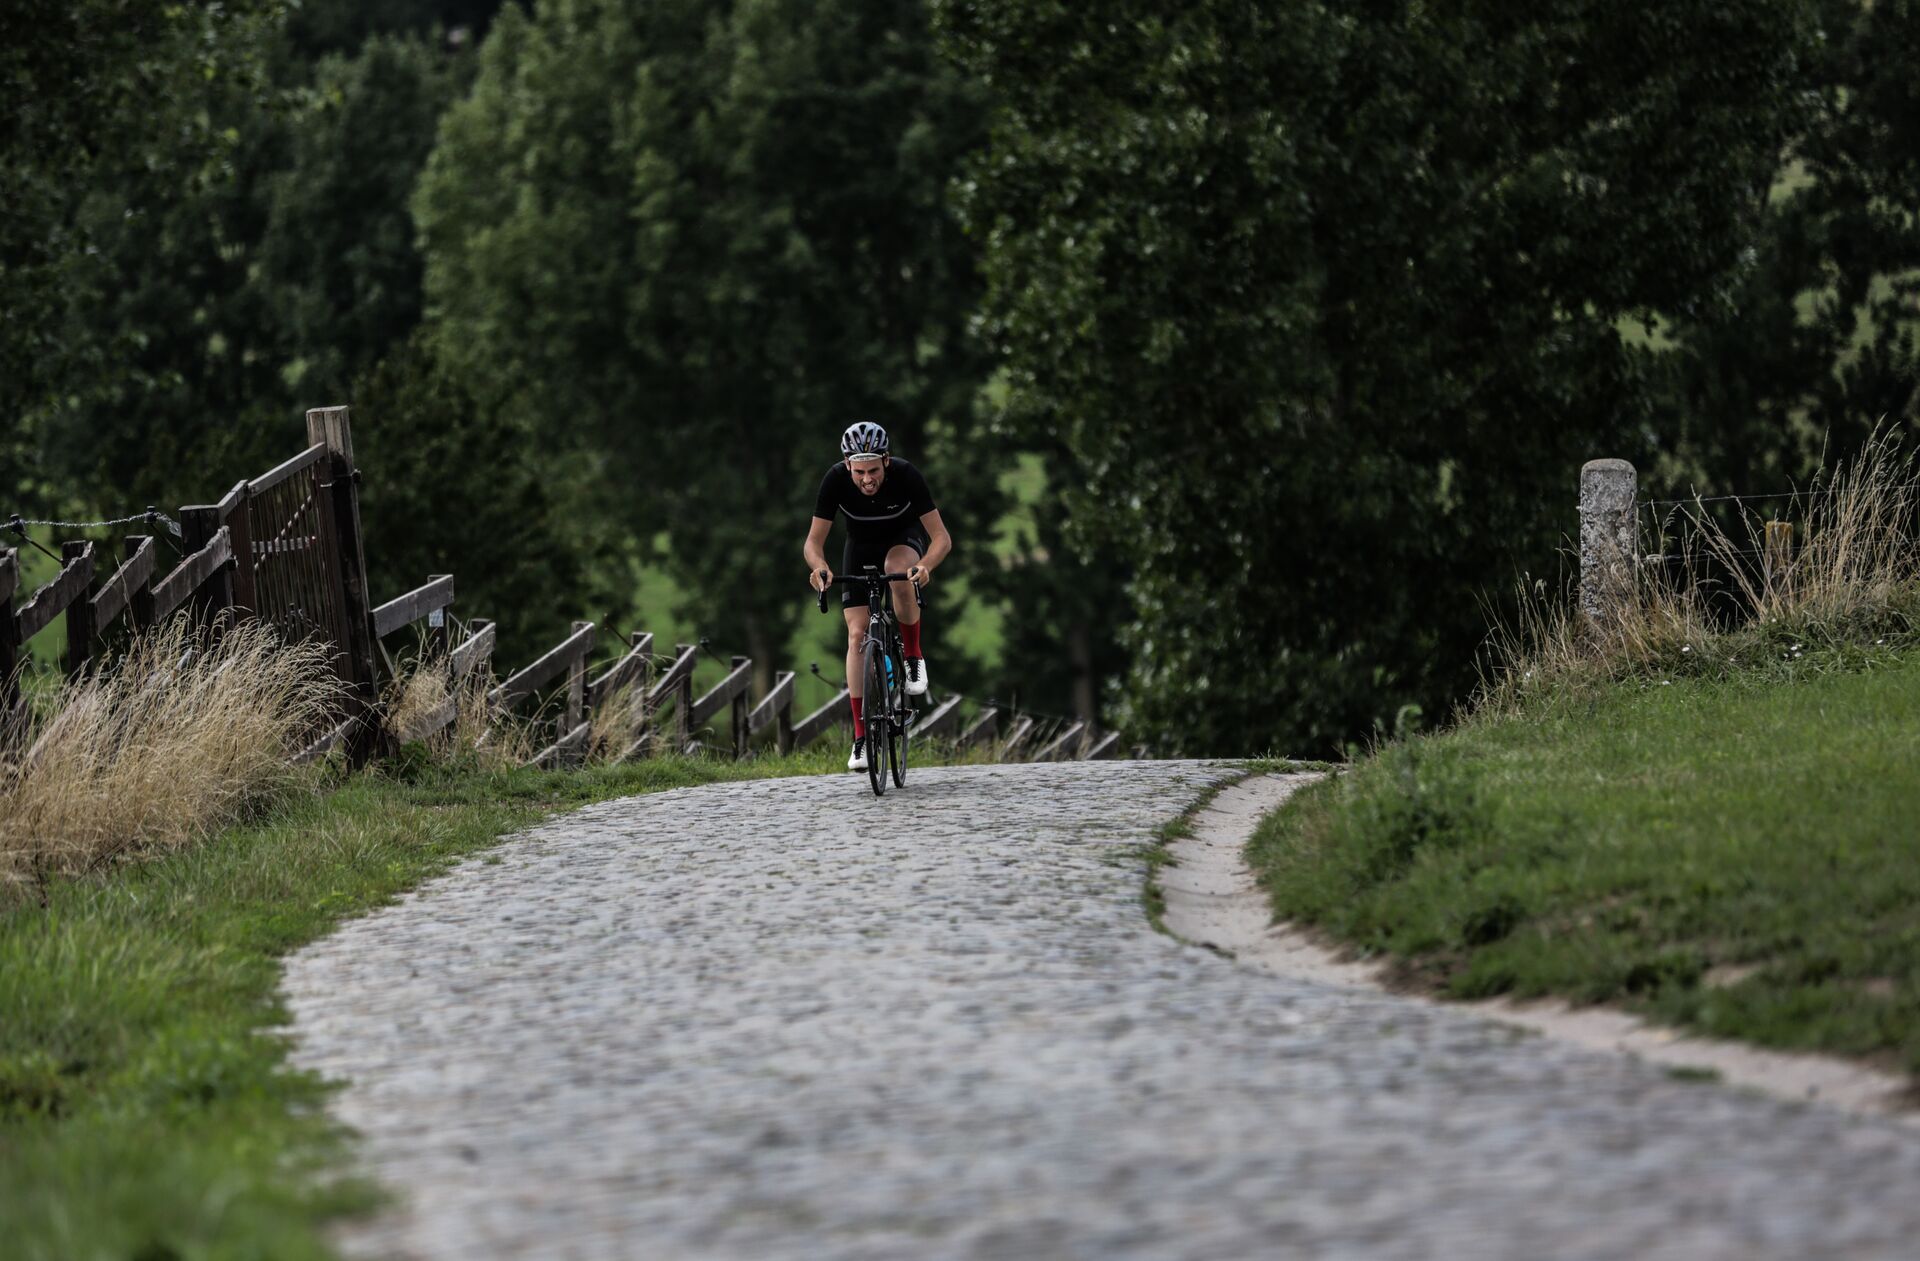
[417,0,996,674]
[1249,643,1920,1068]
[286,0,503,58]
[352,334,607,663]
[937,0,1818,756]
[15,7,484,520]
[961,435,1135,718]
[265,32,481,408]
[14,0,1917,754]
[1,0,287,511]
[1653,0,1920,494]
[4,0,617,679]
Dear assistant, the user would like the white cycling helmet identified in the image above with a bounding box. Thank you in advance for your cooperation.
[840,421,889,459]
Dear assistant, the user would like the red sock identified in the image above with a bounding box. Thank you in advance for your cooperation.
[902,618,922,658]
[850,695,865,739]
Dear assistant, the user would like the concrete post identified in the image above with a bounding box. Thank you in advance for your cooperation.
[1579,459,1637,625]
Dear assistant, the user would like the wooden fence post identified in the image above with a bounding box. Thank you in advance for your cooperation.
[674,643,694,752]
[426,574,454,660]
[729,654,750,758]
[218,480,257,617]
[177,504,234,629]
[307,406,382,760]
[1579,459,1637,627]
[566,620,591,733]
[1,548,19,740]
[630,631,653,752]
[61,540,97,675]
[124,537,156,633]
[774,674,795,754]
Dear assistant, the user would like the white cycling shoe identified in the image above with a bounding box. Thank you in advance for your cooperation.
[905,656,929,697]
[847,737,868,771]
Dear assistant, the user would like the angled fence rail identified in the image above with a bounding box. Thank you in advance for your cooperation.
[4,522,243,744]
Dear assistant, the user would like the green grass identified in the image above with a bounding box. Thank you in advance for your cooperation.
[1249,645,1920,1073]
[0,748,852,1261]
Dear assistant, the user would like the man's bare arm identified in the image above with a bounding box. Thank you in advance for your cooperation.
[803,517,834,590]
[909,509,952,586]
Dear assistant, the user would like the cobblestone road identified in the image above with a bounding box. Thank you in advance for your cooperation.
[283,763,1920,1259]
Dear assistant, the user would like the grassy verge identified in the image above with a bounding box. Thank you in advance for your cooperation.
[1250,437,1920,1074]
[0,748,850,1261]
[1250,644,1920,1073]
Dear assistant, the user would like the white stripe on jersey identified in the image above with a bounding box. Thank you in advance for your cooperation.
[841,504,913,521]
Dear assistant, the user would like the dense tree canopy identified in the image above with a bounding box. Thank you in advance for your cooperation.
[937,0,1818,754]
[417,0,997,675]
[1,0,285,508]
[1655,0,1920,496]
[7,0,1918,749]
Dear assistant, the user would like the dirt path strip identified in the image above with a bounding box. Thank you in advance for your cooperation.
[285,762,1920,1259]
[1162,773,1917,1122]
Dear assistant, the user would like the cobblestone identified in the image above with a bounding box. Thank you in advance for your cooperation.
[283,763,1920,1259]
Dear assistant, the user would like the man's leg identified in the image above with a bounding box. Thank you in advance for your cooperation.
[844,605,870,746]
[885,543,928,695]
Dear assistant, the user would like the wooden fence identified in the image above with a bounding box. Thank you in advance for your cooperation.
[3,406,1139,769]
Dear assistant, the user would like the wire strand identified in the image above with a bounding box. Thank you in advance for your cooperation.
[1640,490,1830,509]
[4,509,184,537]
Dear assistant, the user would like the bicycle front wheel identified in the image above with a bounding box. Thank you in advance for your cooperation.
[862,639,889,797]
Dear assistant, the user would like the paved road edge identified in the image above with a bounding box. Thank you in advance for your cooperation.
[1158,772,1919,1124]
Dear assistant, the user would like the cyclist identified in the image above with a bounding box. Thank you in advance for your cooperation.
[804,422,951,770]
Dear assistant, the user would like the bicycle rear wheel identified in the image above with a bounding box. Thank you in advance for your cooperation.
[862,639,889,797]
[888,647,908,788]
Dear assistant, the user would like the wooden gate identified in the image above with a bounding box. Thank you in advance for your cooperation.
[177,407,379,760]
[243,442,356,685]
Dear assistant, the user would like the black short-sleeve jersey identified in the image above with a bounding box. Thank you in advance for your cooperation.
[812,458,937,544]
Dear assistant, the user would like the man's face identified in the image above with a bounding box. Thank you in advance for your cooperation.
[846,456,888,494]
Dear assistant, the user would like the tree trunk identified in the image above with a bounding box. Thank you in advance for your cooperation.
[745,614,774,700]
[1069,623,1095,721]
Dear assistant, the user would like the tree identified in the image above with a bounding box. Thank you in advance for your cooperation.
[1,1,285,511]
[416,0,996,681]
[26,19,484,516]
[286,0,505,59]
[261,33,482,409]
[937,1,1817,755]
[352,334,605,662]
[1653,0,1920,495]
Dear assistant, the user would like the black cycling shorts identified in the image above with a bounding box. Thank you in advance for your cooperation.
[840,523,930,608]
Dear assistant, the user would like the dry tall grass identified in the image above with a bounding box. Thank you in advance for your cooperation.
[1,616,344,901]
[1484,433,1920,712]
[379,648,540,769]
[382,648,456,748]
[585,680,648,763]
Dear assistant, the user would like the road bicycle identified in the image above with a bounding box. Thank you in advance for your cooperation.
[817,568,921,796]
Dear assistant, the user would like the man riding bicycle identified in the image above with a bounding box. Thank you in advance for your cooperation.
[804,422,952,771]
